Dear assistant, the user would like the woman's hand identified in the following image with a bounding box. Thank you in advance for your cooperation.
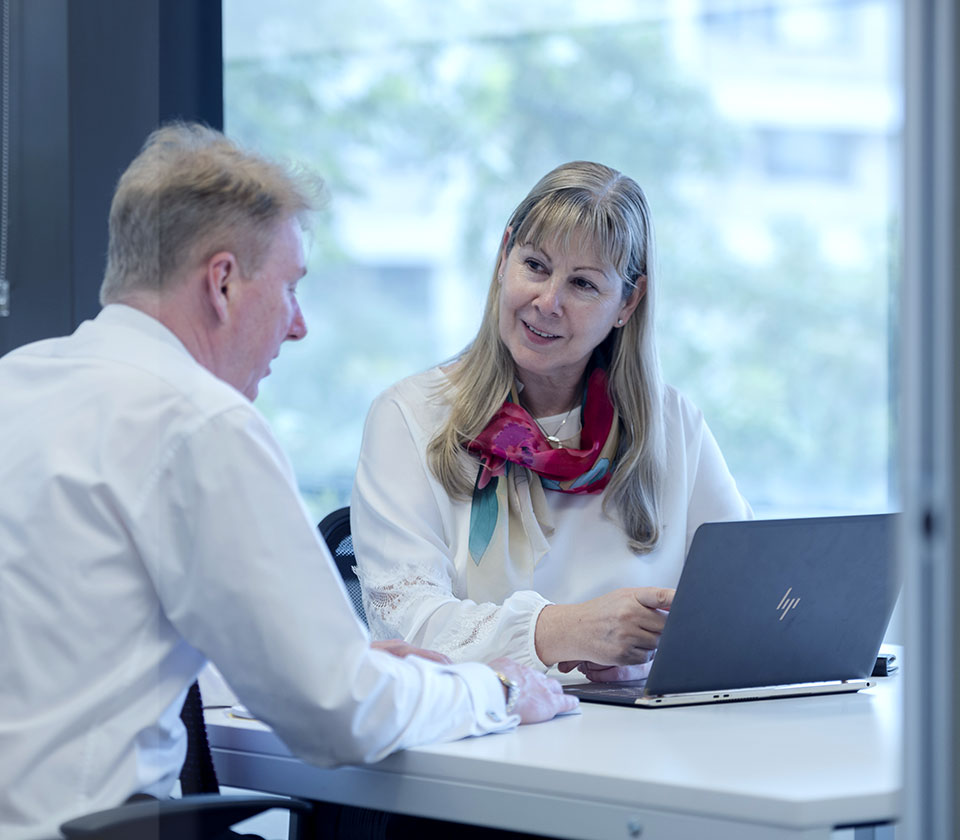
[487,657,579,724]
[371,639,452,665]
[534,587,674,668]
[557,660,653,683]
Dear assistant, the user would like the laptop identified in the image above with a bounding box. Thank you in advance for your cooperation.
[563,513,900,708]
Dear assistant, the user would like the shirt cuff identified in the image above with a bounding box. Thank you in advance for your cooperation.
[446,661,520,732]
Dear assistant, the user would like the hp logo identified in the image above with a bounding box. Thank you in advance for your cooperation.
[777,587,801,621]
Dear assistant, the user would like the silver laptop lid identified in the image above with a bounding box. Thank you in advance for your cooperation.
[643,513,899,696]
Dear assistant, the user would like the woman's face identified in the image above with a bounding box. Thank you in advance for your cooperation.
[497,230,643,391]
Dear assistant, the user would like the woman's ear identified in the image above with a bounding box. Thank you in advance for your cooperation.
[633,274,648,302]
[618,275,646,325]
[497,226,513,281]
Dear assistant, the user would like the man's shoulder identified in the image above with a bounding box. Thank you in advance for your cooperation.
[3,309,256,428]
[1,332,72,362]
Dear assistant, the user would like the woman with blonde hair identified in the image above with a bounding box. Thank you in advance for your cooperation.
[352,161,751,680]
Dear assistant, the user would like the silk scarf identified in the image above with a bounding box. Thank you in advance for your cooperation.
[464,368,619,602]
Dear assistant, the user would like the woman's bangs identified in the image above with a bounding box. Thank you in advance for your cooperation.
[517,196,631,279]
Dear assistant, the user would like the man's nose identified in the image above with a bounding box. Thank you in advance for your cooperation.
[288,302,307,341]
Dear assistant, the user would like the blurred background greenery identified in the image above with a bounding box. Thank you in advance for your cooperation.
[223,0,900,522]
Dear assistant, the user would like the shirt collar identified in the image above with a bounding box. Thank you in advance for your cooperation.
[95,303,194,359]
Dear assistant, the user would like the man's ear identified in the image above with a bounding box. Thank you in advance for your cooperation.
[204,252,239,324]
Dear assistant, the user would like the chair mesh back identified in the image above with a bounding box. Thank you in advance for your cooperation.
[334,534,367,626]
[319,507,367,627]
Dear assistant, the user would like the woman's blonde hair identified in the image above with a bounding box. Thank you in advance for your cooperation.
[427,161,666,553]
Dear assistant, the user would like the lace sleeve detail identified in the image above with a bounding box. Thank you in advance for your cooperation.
[430,605,500,659]
[354,562,452,641]
[351,375,549,668]
[354,563,548,667]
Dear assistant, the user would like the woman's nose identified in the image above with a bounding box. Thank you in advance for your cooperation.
[533,278,563,316]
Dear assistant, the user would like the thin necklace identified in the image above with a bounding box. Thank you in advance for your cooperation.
[533,404,577,448]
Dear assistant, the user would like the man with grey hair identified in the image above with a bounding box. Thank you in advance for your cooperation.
[0,123,576,840]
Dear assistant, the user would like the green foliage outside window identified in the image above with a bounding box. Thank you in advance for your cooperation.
[225,2,897,520]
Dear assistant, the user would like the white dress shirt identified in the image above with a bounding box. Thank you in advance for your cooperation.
[0,306,513,840]
[352,366,753,669]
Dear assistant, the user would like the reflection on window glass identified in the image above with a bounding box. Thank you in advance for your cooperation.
[223,0,901,522]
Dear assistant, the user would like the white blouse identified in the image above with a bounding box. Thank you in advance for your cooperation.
[352,366,753,670]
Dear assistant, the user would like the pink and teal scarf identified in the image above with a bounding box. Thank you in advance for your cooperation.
[465,368,619,572]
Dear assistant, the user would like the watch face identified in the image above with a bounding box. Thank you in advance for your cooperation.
[496,672,518,713]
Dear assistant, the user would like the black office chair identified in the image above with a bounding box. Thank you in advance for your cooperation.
[59,793,315,840]
[318,506,367,627]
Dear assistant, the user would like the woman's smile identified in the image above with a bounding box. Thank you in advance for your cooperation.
[522,320,562,341]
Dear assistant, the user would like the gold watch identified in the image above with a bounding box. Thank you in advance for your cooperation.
[494,671,519,715]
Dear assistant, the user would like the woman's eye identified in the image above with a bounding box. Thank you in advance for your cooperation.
[525,258,545,272]
[573,277,597,291]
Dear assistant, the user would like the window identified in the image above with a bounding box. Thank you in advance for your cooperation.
[758,129,857,180]
[223,0,901,522]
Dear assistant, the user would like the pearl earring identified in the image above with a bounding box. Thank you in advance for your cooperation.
[617,319,624,326]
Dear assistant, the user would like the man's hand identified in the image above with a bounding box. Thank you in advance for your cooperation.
[371,639,452,665]
[488,657,579,724]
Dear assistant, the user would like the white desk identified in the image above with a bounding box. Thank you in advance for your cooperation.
[207,672,900,840]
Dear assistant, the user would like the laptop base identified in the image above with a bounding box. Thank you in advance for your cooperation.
[563,678,874,708]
